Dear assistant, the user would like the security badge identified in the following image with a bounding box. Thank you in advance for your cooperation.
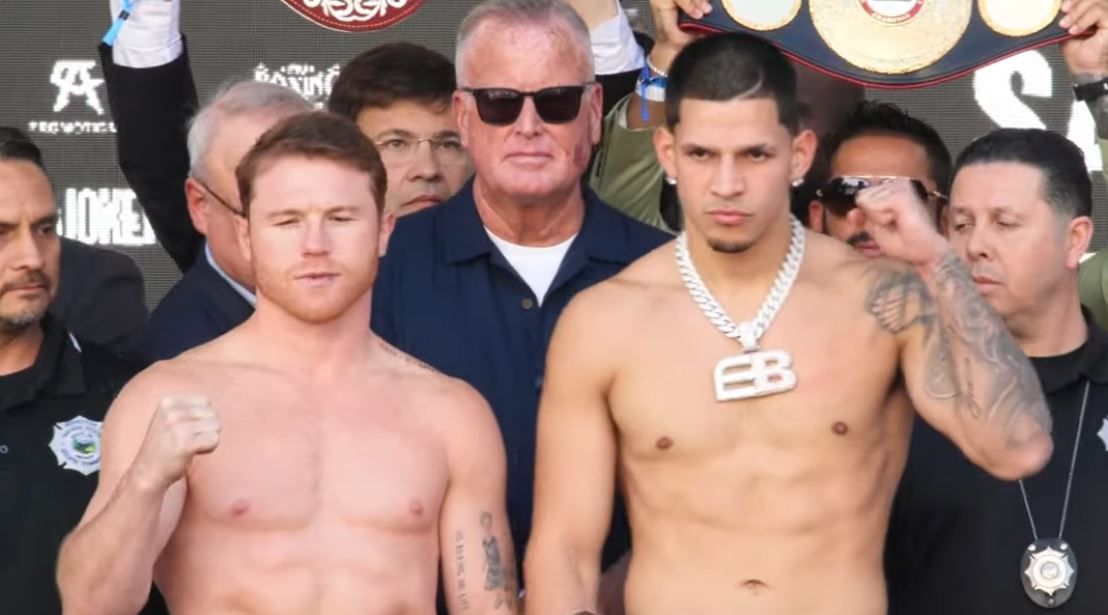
[48,415,103,476]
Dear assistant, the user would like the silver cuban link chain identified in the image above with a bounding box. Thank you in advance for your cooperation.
[675,215,806,352]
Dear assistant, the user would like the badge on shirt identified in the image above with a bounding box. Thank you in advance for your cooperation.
[48,416,103,476]
[1098,418,1108,452]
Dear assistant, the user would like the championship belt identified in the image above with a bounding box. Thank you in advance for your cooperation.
[678,0,1072,89]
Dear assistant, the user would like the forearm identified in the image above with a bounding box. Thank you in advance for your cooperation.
[626,42,678,131]
[98,41,201,272]
[58,472,169,615]
[523,538,601,615]
[917,250,1052,467]
[1075,71,1108,139]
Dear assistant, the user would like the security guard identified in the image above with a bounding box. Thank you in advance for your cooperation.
[0,130,163,613]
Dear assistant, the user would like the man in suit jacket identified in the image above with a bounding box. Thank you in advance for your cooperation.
[51,237,148,354]
[130,79,311,363]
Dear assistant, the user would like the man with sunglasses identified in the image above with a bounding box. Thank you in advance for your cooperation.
[524,32,1050,615]
[808,101,951,258]
[372,0,669,587]
[132,81,312,363]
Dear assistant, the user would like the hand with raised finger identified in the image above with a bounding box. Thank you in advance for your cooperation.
[853,179,949,267]
[1061,0,1108,79]
[129,395,221,493]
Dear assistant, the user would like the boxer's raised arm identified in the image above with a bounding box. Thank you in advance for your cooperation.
[854,178,1052,481]
[524,293,619,615]
[58,368,214,615]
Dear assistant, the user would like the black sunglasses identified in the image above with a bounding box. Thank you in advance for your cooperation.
[462,83,593,126]
[816,176,946,217]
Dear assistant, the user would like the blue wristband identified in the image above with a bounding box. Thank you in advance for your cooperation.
[102,0,137,46]
[637,64,668,122]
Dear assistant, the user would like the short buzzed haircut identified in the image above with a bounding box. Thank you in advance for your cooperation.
[235,112,388,219]
[328,43,456,118]
[665,32,800,134]
[455,0,594,83]
[955,128,1092,219]
[0,127,46,172]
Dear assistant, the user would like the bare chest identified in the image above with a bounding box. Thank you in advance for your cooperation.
[610,295,907,463]
[183,378,448,534]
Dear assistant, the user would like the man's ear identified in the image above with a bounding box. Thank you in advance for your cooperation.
[234,208,252,267]
[184,178,210,236]
[790,129,817,184]
[1066,215,1095,271]
[377,210,397,258]
[454,90,472,149]
[654,126,677,185]
[587,81,604,146]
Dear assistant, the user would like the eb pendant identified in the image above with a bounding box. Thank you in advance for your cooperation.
[1021,538,1078,609]
[714,349,797,402]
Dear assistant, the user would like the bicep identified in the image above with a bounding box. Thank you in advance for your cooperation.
[865,262,980,459]
[439,393,517,613]
[531,306,619,557]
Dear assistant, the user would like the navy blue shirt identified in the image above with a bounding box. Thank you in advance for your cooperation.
[372,181,669,566]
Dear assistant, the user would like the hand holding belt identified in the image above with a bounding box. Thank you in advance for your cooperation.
[678,0,1074,89]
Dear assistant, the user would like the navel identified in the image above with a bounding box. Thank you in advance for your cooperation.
[655,436,674,450]
[832,421,849,436]
[740,579,769,594]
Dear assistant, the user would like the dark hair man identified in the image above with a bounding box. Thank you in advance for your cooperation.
[525,32,1050,615]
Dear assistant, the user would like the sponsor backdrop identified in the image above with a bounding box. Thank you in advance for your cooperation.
[0,0,1104,307]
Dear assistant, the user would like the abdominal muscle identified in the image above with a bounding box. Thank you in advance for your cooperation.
[623,511,889,615]
[618,398,910,615]
[155,514,441,615]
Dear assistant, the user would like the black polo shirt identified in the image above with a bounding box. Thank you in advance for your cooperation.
[886,315,1108,614]
[0,315,145,614]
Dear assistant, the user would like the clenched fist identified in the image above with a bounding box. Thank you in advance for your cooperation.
[130,395,220,492]
[854,178,949,267]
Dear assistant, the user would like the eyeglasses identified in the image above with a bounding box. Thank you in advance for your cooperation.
[462,83,594,126]
[192,175,243,217]
[373,135,468,167]
[817,176,947,217]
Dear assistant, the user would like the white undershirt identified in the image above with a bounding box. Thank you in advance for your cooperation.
[485,230,577,306]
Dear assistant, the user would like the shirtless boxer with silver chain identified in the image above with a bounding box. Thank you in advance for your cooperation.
[57,113,517,615]
[524,33,1052,615]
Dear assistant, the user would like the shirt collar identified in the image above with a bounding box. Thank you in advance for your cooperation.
[1031,308,1108,394]
[439,179,637,266]
[205,241,256,306]
[0,314,85,412]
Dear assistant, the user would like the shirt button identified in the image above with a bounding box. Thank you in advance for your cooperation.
[521,298,535,310]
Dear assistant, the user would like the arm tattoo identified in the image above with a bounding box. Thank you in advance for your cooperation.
[865,264,957,400]
[866,253,1049,447]
[480,512,518,611]
[455,530,470,610]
